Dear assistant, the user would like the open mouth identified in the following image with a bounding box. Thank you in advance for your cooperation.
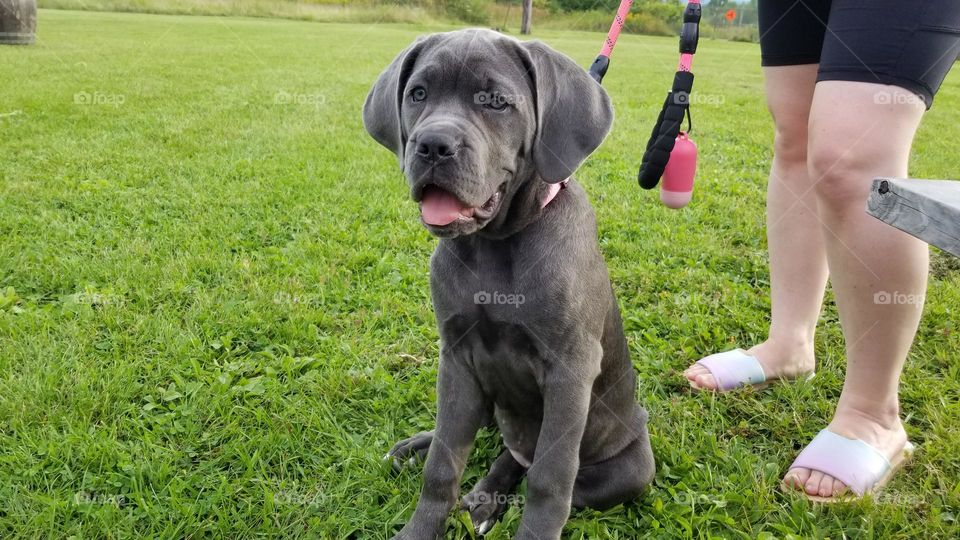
[418,184,504,228]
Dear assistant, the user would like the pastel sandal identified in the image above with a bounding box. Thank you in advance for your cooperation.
[690,349,813,391]
[782,429,915,503]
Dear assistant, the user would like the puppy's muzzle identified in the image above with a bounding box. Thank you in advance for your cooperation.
[414,131,461,164]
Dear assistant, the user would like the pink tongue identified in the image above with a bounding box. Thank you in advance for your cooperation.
[420,187,474,226]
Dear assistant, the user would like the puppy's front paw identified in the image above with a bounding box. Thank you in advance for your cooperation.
[384,430,433,472]
[460,486,509,536]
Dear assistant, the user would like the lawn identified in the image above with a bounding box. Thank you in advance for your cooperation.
[2,9,960,539]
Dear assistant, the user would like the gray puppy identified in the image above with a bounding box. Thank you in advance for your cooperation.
[363,29,654,540]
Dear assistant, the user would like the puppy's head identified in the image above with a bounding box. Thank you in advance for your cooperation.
[363,29,613,238]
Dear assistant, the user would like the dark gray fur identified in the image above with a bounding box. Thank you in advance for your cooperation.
[363,29,654,540]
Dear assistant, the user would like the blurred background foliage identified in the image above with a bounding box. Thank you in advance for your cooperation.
[40,0,761,41]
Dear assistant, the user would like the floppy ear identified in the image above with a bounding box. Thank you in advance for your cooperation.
[362,37,429,165]
[519,41,614,183]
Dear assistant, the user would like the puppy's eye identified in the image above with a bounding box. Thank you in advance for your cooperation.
[411,87,427,103]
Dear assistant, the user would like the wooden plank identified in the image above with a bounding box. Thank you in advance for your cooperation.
[866,177,960,258]
[0,0,36,45]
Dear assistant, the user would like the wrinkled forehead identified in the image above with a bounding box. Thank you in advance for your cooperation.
[410,33,532,94]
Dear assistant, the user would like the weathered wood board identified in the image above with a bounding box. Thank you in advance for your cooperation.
[0,0,36,45]
[866,177,960,258]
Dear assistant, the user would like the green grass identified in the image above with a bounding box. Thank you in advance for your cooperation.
[2,9,960,539]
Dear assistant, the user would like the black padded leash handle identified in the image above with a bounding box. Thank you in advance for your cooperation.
[638,71,693,189]
[637,0,701,190]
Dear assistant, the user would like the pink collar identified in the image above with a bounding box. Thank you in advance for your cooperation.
[540,179,569,208]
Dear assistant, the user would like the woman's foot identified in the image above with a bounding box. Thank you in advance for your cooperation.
[783,403,909,498]
[683,338,815,391]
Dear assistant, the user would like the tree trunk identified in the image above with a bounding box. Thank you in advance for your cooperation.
[521,0,532,35]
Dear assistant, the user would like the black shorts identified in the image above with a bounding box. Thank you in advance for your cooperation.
[759,0,960,108]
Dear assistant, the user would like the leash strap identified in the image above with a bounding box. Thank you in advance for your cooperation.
[637,0,701,190]
[588,0,634,84]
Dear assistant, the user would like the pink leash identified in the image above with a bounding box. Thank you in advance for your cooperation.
[588,0,634,83]
[601,0,633,57]
[677,0,700,72]
[583,0,702,209]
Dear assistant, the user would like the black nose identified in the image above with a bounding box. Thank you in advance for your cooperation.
[415,133,459,162]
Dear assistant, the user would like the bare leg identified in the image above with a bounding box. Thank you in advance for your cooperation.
[783,81,926,497]
[685,64,825,389]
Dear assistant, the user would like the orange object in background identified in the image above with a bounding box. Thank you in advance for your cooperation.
[725,9,736,22]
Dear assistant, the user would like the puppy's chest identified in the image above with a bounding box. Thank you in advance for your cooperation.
[431,239,546,315]
[440,311,546,401]
[430,238,568,386]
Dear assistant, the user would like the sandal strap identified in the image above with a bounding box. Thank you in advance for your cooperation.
[695,349,766,390]
[789,429,891,496]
